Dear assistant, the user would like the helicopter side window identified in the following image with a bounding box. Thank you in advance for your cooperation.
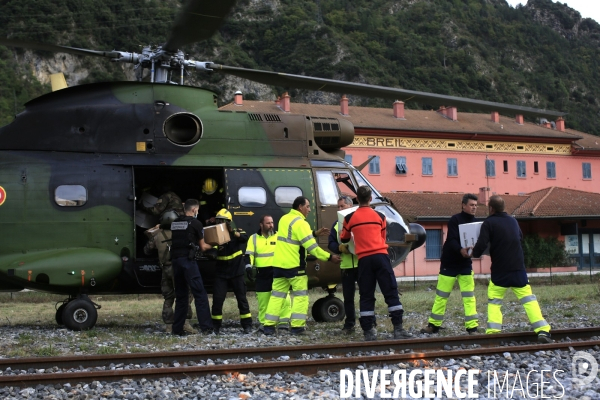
[274,187,303,207]
[55,185,87,207]
[315,170,339,205]
[238,186,267,207]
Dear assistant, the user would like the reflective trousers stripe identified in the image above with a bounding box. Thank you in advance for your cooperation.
[428,272,478,329]
[360,311,375,317]
[486,282,550,334]
[256,291,291,326]
[388,305,403,312]
[429,313,444,321]
[292,290,308,296]
[211,315,223,320]
[520,295,537,305]
[240,313,252,319]
[271,290,287,299]
[264,275,308,328]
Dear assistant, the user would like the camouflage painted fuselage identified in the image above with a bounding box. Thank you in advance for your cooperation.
[0,82,413,296]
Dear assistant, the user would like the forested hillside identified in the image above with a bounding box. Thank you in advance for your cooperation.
[1,0,599,134]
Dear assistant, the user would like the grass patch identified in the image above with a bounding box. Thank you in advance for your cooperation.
[0,273,598,357]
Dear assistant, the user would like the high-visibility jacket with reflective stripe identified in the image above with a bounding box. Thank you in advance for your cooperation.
[246,231,277,268]
[273,209,330,269]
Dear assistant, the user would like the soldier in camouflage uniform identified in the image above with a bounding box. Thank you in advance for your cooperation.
[144,226,194,333]
[143,190,184,219]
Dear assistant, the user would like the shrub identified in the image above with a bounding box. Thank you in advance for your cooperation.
[522,234,572,269]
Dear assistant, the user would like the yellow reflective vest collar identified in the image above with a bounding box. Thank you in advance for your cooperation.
[273,209,331,269]
[246,231,276,267]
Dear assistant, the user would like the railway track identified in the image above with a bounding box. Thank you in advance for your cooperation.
[1,327,598,387]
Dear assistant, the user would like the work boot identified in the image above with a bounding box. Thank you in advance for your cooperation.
[341,325,355,335]
[393,324,413,339]
[278,326,289,335]
[243,326,253,334]
[420,323,440,334]
[263,326,276,336]
[183,322,196,334]
[364,328,377,341]
[466,327,480,335]
[537,331,553,344]
[290,327,306,336]
[200,328,215,335]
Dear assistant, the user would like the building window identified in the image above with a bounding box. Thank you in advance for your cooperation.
[422,157,433,175]
[447,158,458,176]
[583,162,592,179]
[517,160,526,178]
[395,156,407,175]
[503,160,508,173]
[344,154,352,164]
[368,155,380,174]
[486,159,496,177]
[425,229,442,259]
[534,161,539,174]
[546,161,556,179]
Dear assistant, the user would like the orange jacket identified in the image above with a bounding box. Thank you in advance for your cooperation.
[340,206,388,259]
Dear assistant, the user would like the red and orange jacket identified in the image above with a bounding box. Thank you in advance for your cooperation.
[340,206,388,259]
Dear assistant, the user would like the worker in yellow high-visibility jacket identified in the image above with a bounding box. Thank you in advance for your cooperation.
[244,215,291,332]
[263,196,341,335]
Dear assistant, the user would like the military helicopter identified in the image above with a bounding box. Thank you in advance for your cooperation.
[0,1,565,330]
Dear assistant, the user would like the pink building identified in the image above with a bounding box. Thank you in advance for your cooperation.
[221,96,600,275]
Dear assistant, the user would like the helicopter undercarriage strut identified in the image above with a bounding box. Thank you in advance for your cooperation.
[55,294,101,331]
[311,286,345,323]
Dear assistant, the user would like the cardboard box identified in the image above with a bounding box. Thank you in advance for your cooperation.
[203,223,231,246]
[144,225,161,239]
[337,206,358,254]
[458,221,489,256]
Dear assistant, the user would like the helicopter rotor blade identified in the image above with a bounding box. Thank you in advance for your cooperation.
[208,63,566,119]
[163,0,237,53]
[0,38,122,59]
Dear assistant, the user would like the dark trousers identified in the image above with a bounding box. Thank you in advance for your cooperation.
[212,274,252,328]
[172,257,213,333]
[341,268,358,328]
[357,253,403,331]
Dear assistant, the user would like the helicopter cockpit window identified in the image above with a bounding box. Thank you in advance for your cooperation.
[275,187,303,207]
[315,170,339,205]
[334,171,358,203]
[352,170,379,203]
[55,185,87,207]
[238,186,267,207]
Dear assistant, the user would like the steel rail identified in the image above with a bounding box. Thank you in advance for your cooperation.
[1,338,598,388]
[1,326,598,372]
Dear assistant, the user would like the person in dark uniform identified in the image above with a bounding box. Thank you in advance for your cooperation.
[143,226,194,333]
[328,195,359,334]
[211,208,253,334]
[340,185,412,341]
[421,193,480,335]
[469,195,552,343]
[169,199,214,336]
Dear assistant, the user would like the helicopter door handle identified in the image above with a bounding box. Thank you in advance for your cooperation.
[127,195,135,201]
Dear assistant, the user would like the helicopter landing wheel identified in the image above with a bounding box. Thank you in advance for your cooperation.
[55,303,67,325]
[318,296,345,323]
[62,299,98,331]
[311,298,326,322]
